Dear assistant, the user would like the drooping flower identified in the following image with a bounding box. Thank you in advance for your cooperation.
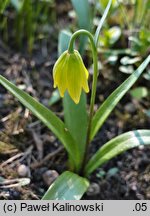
[53,50,89,104]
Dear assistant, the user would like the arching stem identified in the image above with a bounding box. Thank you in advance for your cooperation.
[68,30,98,175]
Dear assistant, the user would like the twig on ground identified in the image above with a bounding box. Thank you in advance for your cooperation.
[30,146,64,169]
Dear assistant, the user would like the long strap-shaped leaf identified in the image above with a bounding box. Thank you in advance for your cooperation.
[85,130,150,176]
[63,92,88,160]
[42,171,89,200]
[91,55,150,140]
[0,75,80,168]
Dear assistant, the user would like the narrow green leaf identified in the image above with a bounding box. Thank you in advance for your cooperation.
[71,0,91,30]
[91,55,150,140]
[71,0,91,53]
[42,171,89,200]
[85,130,150,175]
[140,0,150,27]
[63,92,88,158]
[59,30,88,162]
[133,0,149,27]
[94,0,112,46]
[0,75,80,168]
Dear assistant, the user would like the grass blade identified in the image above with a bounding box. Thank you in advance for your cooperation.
[42,171,89,200]
[85,130,150,175]
[94,0,112,46]
[91,55,150,140]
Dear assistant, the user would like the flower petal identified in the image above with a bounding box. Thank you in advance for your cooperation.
[53,51,68,88]
[67,55,82,104]
[52,50,89,103]
[75,51,89,93]
[57,61,68,97]
[75,50,89,79]
[81,70,89,93]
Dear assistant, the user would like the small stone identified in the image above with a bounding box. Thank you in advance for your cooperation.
[17,164,29,177]
[124,103,136,113]
[42,170,59,186]
[87,183,100,196]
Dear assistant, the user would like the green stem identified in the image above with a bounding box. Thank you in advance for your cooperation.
[68,30,98,175]
[68,30,94,54]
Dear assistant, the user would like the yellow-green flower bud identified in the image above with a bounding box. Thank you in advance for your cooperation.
[53,50,89,104]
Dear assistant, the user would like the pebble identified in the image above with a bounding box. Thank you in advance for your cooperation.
[17,164,29,177]
[124,103,136,113]
[42,170,59,186]
[9,189,21,199]
[86,183,100,196]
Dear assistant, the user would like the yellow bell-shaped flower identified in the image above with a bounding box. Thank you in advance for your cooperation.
[53,50,89,104]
